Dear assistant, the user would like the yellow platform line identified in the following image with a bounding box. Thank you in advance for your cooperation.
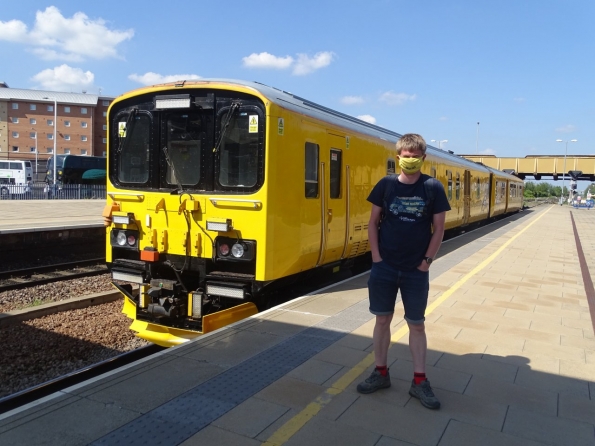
[262,206,552,446]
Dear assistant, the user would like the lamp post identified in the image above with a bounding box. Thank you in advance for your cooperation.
[43,97,57,187]
[33,130,38,175]
[476,122,480,154]
[431,139,448,149]
[556,139,578,205]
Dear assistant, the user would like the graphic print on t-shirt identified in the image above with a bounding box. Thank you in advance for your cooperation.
[388,196,427,222]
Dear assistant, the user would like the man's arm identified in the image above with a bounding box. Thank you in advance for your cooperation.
[418,211,446,271]
[368,204,383,263]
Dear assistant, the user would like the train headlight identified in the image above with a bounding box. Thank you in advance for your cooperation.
[127,234,136,246]
[219,243,230,256]
[116,231,127,246]
[231,243,244,258]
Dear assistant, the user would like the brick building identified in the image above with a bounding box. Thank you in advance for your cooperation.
[0,82,113,173]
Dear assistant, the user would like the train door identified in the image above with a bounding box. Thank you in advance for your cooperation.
[463,170,471,224]
[318,133,347,265]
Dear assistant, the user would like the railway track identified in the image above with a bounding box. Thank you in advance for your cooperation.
[0,344,163,415]
[0,258,107,292]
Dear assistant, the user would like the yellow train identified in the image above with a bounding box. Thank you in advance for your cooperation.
[104,79,524,347]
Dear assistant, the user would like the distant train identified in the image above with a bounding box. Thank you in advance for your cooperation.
[46,155,106,184]
[103,79,524,347]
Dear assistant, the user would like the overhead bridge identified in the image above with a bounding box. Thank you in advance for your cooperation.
[460,155,595,181]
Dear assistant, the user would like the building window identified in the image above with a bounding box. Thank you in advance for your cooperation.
[102,124,107,130]
[47,119,53,126]
[81,107,87,114]
[102,151,107,157]
[103,111,107,117]
[64,106,70,113]
[12,146,19,152]
[81,135,87,141]
[46,148,53,153]
[81,149,88,155]
[11,103,18,109]
[64,135,70,141]
[47,134,53,140]
[30,132,36,139]
[12,131,19,138]
[102,100,109,106]
[30,104,36,111]
[64,149,71,154]
[102,138,107,144]
[81,122,88,128]
[30,118,36,125]
[11,117,19,124]
[65,120,70,127]
[30,147,36,152]
[47,105,53,112]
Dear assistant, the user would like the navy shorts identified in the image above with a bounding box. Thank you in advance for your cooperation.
[368,260,429,324]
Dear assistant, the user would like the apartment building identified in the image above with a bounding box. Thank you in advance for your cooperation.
[0,83,114,168]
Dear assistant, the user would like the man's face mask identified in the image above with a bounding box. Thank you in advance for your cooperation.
[399,156,424,174]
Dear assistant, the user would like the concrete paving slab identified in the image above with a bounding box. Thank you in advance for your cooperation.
[287,359,344,385]
[434,352,519,383]
[439,420,548,446]
[254,376,326,410]
[180,425,261,445]
[285,417,381,446]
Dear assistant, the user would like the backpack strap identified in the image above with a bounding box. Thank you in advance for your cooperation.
[382,174,399,214]
[423,177,439,215]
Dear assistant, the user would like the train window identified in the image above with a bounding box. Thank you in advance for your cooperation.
[217,107,261,188]
[330,149,342,199]
[387,159,395,174]
[305,142,319,198]
[476,178,481,199]
[164,112,203,186]
[116,112,151,184]
[455,173,460,200]
[447,170,452,200]
[431,167,436,178]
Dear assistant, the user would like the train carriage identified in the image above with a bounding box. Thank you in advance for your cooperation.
[104,79,523,347]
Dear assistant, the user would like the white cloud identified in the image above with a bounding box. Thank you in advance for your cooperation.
[341,96,364,105]
[513,97,526,103]
[128,72,202,86]
[31,64,94,92]
[379,91,417,105]
[293,52,334,75]
[242,52,294,69]
[555,124,576,133]
[0,6,133,61]
[241,51,334,75]
[357,114,376,124]
[479,148,495,155]
[439,116,448,121]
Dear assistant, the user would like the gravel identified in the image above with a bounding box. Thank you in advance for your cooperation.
[0,275,150,398]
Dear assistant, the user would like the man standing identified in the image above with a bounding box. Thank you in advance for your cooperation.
[356,134,450,410]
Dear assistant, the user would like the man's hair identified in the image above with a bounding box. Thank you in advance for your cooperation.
[395,133,426,155]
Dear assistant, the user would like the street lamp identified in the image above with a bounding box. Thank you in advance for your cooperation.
[43,97,57,187]
[556,139,578,205]
[431,139,448,149]
[32,129,38,175]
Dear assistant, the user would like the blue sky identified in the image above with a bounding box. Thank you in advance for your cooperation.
[1,1,594,159]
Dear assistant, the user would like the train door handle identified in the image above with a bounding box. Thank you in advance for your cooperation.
[327,209,332,222]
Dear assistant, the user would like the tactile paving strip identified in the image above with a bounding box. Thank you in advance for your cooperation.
[92,300,371,445]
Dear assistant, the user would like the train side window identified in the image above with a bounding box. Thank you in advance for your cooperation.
[387,159,395,174]
[455,173,460,200]
[305,142,319,198]
[330,149,342,199]
[431,167,436,178]
[447,170,452,200]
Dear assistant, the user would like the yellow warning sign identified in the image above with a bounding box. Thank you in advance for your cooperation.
[346,136,350,149]
[278,118,284,136]
[249,115,258,133]
[118,122,127,137]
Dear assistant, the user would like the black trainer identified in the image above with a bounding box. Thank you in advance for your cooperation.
[356,368,391,394]
[409,379,441,409]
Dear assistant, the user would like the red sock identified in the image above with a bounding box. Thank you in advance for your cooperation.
[414,372,426,385]
[375,365,388,377]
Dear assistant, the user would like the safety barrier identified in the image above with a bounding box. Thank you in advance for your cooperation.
[0,182,106,200]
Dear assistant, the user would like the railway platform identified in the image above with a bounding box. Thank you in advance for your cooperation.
[0,204,594,446]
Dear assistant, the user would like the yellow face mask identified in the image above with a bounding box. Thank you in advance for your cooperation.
[399,156,424,174]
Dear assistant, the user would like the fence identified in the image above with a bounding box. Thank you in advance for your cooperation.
[0,182,106,200]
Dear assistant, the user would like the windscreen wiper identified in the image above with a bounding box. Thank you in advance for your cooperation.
[116,108,138,153]
[212,101,240,153]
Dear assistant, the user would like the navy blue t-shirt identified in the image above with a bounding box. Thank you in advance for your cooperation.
[367,174,451,270]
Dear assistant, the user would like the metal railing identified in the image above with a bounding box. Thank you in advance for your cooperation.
[0,182,106,200]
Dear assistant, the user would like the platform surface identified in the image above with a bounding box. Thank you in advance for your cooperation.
[0,200,104,233]
[0,204,594,446]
